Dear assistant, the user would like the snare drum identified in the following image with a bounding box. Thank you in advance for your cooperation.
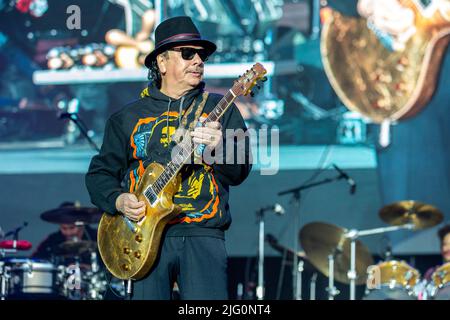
[430,262,450,300]
[3,258,62,298]
[364,260,420,300]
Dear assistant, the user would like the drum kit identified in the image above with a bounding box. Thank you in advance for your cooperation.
[0,205,125,300]
[296,200,450,300]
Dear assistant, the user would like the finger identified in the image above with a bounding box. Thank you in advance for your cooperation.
[126,193,139,201]
[205,121,222,130]
[127,200,146,209]
[192,127,222,137]
[126,213,144,222]
[191,132,219,142]
[125,207,146,220]
[192,137,213,145]
[127,206,146,215]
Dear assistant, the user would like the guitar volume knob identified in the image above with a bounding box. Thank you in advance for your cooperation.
[123,247,131,254]
[135,234,143,243]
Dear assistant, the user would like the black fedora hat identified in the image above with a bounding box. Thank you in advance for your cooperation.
[144,16,216,68]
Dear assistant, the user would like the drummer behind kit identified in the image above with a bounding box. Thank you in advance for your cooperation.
[0,204,125,300]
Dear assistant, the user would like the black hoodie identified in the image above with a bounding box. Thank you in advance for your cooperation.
[85,82,252,239]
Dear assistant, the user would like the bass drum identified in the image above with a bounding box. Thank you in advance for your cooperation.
[430,262,450,300]
[364,260,420,300]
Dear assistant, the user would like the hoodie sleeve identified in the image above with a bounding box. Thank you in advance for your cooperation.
[212,104,252,186]
[85,116,129,214]
[327,0,360,17]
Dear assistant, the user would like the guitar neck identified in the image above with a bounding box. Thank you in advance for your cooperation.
[149,90,237,196]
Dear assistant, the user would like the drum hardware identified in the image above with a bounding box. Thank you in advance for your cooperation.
[430,262,450,300]
[0,223,33,300]
[278,170,355,300]
[326,252,340,300]
[310,272,318,300]
[0,261,10,300]
[299,222,374,290]
[265,234,308,300]
[360,200,444,300]
[296,259,304,300]
[36,204,109,300]
[364,260,421,300]
[344,224,415,300]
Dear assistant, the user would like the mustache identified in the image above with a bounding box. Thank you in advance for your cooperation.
[187,68,204,74]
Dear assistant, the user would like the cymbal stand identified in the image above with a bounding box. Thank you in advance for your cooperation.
[0,247,14,300]
[345,223,414,300]
[326,252,340,300]
[310,272,318,300]
[278,173,349,300]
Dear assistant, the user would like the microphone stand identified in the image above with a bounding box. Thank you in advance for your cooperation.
[278,174,347,300]
[61,113,100,152]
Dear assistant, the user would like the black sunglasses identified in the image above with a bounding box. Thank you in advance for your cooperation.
[168,47,209,62]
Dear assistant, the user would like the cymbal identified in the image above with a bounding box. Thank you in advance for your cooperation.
[300,222,374,285]
[40,206,102,225]
[0,240,32,251]
[57,240,97,256]
[379,200,444,230]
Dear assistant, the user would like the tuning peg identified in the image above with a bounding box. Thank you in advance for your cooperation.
[261,76,268,82]
[250,91,255,97]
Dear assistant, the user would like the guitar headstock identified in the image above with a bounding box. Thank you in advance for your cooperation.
[232,63,267,97]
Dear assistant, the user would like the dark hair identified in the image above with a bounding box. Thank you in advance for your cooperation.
[438,224,450,243]
[147,51,169,89]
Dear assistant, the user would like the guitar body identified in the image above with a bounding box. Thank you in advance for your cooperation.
[321,6,450,123]
[97,162,181,280]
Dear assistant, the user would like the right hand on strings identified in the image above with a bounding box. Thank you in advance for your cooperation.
[115,193,146,221]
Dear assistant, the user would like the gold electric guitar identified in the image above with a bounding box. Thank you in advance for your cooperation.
[321,0,450,123]
[98,63,267,280]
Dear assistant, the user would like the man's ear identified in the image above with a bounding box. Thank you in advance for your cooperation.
[157,54,167,75]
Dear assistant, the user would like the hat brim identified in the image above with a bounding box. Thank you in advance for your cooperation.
[144,39,216,68]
